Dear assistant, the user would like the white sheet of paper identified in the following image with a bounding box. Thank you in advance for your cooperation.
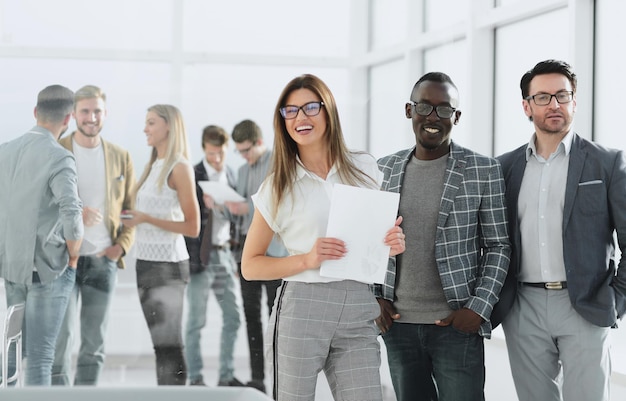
[198,181,245,204]
[320,184,400,284]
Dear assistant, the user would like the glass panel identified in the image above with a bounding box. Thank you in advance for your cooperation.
[424,0,469,32]
[595,0,626,377]
[0,0,172,50]
[370,0,407,50]
[369,61,413,159]
[183,0,350,57]
[595,1,626,151]
[493,8,568,156]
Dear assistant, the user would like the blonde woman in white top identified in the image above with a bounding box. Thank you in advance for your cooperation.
[242,74,405,401]
[123,104,200,385]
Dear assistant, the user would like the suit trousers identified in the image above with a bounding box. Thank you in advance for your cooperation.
[502,285,611,401]
[268,280,382,401]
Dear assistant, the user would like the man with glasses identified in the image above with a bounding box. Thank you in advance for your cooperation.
[224,119,286,393]
[491,59,626,401]
[375,72,511,401]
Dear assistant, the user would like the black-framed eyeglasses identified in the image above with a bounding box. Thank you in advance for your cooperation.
[236,144,255,155]
[525,91,574,106]
[279,101,325,120]
[409,102,456,119]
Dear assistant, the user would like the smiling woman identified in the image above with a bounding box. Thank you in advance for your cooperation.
[240,74,405,400]
[120,104,200,386]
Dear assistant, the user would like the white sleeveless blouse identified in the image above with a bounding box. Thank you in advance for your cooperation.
[134,158,189,262]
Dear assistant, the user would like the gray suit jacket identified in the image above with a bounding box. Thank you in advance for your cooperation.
[492,133,626,328]
[234,150,287,258]
[0,127,83,284]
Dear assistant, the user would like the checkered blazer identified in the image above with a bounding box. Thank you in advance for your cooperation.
[375,142,511,337]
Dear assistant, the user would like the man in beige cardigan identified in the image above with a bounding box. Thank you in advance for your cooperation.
[52,85,136,386]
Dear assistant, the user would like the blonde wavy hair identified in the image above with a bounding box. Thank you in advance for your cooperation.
[136,104,190,192]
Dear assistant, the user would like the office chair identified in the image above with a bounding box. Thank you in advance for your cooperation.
[1,303,25,388]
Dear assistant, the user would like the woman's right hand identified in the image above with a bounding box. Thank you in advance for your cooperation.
[120,209,147,228]
[303,237,347,270]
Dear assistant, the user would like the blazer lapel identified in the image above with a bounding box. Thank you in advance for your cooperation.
[226,166,236,189]
[563,135,586,231]
[506,150,527,210]
[386,148,413,193]
[437,146,465,228]
[195,162,208,182]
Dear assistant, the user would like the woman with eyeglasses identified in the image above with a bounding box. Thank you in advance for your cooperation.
[241,74,405,401]
[121,104,200,385]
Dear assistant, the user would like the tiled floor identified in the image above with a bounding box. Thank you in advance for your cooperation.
[98,348,397,400]
[4,278,626,400]
[95,337,626,401]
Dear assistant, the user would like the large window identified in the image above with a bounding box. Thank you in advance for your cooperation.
[493,8,569,155]
[368,60,409,159]
[1,0,172,50]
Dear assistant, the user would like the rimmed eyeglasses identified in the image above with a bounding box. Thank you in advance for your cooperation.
[409,102,456,119]
[279,102,324,120]
[525,91,574,106]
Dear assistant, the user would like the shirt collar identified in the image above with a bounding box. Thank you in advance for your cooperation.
[202,158,224,179]
[295,154,338,182]
[525,129,574,161]
[29,125,54,137]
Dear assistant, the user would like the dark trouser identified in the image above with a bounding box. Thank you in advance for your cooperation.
[238,263,281,382]
[136,259,189,386]
[383,322,485,401]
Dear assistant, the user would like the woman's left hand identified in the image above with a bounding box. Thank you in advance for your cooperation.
[385,216,405,257]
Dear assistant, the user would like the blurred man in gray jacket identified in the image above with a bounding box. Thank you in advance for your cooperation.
[0,84,84,386]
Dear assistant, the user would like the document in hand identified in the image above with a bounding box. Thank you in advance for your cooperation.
[320,183,400,284]
[198,181,245,204]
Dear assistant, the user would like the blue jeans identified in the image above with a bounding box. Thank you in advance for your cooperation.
[51,255,118,385]
[4,267,76,386]
[185,247,241,382]
[382,322,485,401]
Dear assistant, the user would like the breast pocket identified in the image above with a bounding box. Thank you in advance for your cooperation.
[576,180,607,215]
[109,174,127,210]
